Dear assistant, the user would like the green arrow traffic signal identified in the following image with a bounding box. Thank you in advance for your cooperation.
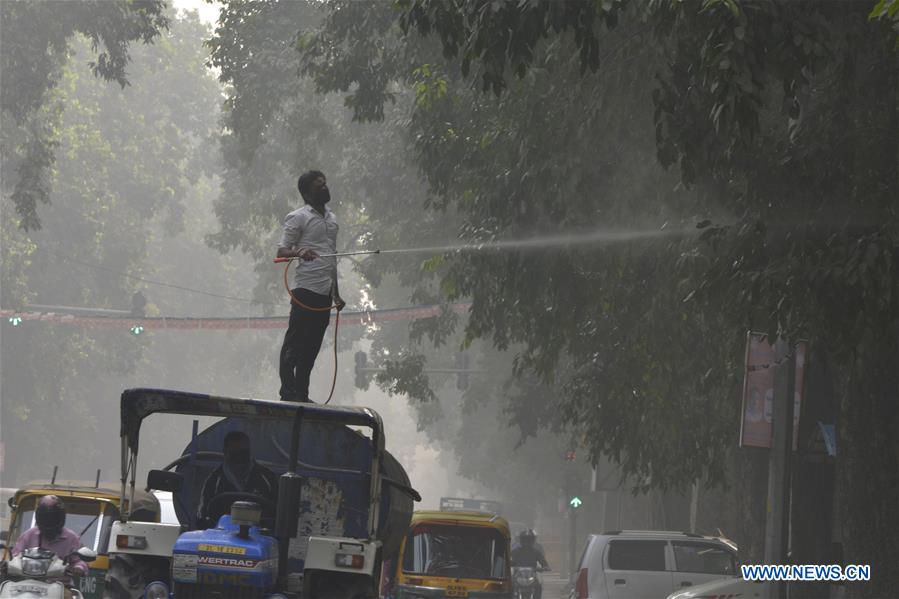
[569,496,583,509]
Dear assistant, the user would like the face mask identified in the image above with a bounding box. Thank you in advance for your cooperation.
[313,187,330,204]
[227,448,251,470]
[39,525,62,540]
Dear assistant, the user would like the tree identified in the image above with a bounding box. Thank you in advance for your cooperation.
[0,0,168,230]
[1,9,222,484]
[299,1,898,594]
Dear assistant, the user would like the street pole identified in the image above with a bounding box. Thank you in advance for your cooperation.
[764,338,796,599]
[569,506,577,577]
[893,244,898,437]
[689,481,699,532]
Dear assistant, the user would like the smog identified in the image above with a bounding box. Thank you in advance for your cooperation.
[1,1,896,599]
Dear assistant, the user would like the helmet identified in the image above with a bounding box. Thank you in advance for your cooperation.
[36,495,66,539]
[519,528,537,545]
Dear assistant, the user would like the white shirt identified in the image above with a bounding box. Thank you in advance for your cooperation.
[278,204,339,295]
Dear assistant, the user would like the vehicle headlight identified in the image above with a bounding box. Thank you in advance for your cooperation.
[22,559,49,576]
[143,580,169,599]
[264,594,290,599]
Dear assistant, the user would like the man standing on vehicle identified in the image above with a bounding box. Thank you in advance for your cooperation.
[276,170,345,403]
[197,431,280,528]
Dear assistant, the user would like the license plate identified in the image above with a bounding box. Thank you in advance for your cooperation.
[446,585,469,597]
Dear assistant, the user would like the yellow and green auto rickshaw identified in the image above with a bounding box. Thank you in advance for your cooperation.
[2,480,162,599]
[384,510,513,598]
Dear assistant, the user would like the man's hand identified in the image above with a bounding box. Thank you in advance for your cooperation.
[297,248,319,261]
[66,562,88,578]
[334,296,346,312]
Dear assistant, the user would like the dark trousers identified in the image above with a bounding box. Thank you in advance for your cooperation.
[279,288,332,402]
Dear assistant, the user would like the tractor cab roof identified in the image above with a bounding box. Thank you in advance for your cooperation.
[121,388,383,453]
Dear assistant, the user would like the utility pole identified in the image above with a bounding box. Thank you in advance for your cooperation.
[563,466,583,576]
[764,338,796,599]
[689,481,699,532]
[569,504,577,576]
[893,244,899,439]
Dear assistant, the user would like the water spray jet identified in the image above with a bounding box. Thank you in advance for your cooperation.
[273,226,697,263]
[374,225,697,257]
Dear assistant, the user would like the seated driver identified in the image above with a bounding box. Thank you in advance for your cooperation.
[12,496,89,590]
[197,431,279,528]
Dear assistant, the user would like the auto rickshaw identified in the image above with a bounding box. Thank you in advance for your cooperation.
[384,510,513,598]
[1,478,161,599]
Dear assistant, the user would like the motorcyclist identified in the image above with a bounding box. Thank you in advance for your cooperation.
[10,495,89,591]
[511,529,550,599]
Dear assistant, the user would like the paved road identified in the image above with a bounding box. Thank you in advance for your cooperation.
[542,572,571,598]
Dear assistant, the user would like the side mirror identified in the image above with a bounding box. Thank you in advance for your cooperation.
[7,497,14,509]
[76,547,97,563]
[147,470,183,493]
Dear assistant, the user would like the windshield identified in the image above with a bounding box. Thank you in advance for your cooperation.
[8,496,106,552]
[402,524,508,580]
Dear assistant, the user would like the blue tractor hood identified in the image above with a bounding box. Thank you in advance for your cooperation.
[173,515,278,589]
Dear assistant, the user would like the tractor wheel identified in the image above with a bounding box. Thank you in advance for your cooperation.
[102,554,166,599]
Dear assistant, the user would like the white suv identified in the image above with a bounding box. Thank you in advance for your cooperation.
[572,530,739,599]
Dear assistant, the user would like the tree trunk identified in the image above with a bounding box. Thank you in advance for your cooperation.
[790,348,837,599]
[837,12,899,598]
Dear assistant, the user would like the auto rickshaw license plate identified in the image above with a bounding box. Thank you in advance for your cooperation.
[446,585,469,597]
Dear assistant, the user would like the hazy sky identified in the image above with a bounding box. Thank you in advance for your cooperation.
[172,0,221,25]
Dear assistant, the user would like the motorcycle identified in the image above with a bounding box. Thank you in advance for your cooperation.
[0,545,97,599]
[513,565,548,599]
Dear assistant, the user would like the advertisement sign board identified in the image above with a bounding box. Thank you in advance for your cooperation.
[740,332,807,449]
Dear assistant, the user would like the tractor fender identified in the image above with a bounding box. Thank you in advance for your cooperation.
[105,521,180,558]
[303,536,381,579]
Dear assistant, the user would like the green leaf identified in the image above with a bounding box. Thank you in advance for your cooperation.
[422,255,445,272]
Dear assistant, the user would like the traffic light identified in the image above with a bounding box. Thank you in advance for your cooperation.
[7,316,22,327]
[569,496,583,509]
[456,352,469,391]
[131,291,147,318]
[130,324,145,335]
[564,450,577,462]
[354,351,370,390]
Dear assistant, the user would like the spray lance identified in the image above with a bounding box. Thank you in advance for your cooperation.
[272,249,381,262]
[273,249,380,404]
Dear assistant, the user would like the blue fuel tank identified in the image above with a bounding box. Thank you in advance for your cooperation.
[169,417,416,571]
